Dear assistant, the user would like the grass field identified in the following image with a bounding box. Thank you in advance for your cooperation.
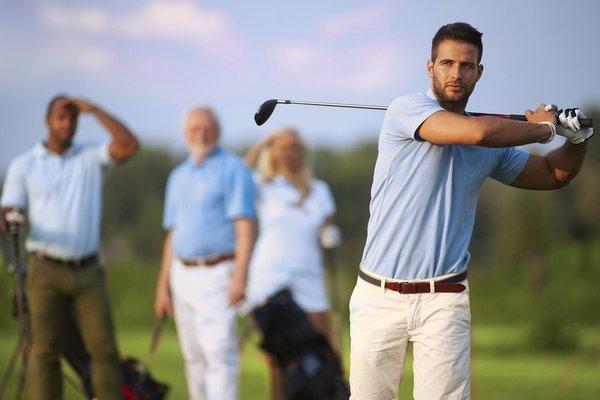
[1,324,599,399]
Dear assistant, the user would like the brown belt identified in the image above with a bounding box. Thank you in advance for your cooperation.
[31,252,98,268]
[358,269,467,294]
[179,253,235,267]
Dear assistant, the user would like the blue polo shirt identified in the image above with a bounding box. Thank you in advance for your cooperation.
[1,141,112,259]
[360,89,530,280]
[163,147,256,259]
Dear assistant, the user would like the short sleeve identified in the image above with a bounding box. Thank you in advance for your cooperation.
[99,140,114,166]
[1,158,27,209]
[490,147,530,185]
[162,173,177,230]
[316,180,336,217]
[81,141,112,167]
[251,171,263,185]
[383,93,444,141]
[225,162,256,220]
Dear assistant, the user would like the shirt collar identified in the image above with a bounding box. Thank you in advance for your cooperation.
[426,88,438,102]
[425,88,471,117]
[186,146,222,166]
[33,142,46,156]
[33,141,80,158]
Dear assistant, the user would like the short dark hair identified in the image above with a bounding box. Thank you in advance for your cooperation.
[431,22,483,63]
[46,94,77,118]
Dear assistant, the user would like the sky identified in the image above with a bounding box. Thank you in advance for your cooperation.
[1,0,600,172]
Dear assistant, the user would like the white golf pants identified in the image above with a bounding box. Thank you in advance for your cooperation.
[170,259,238,400]
[349,270,471,400]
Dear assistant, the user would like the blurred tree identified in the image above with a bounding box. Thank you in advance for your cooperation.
[101,147,180,263]
[312,142,378,266]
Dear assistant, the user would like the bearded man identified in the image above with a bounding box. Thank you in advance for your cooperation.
[349,22,593,400]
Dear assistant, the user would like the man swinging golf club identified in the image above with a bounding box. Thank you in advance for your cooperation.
[349,22,593,399]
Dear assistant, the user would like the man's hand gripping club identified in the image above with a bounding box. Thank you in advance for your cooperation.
[526,104,594,144]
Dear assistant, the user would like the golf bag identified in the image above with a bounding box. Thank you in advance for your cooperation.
[62,310,169,400]
[252,288,350,400]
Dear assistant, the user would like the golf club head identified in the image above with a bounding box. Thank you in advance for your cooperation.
[254,99,278,126]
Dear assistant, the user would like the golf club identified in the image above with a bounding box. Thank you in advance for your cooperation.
[254,99,594,128]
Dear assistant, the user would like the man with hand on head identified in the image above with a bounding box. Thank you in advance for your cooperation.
[350,22,592,400]
[0,95,139,400]
[154,107,256,400]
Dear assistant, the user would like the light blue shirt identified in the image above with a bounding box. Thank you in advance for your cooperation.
[163,147,256,259]
[360,90,529,280]
[1,141,112,259]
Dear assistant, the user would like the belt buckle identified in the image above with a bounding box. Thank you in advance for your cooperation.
[196,256,206,266]
[399,282,417,294]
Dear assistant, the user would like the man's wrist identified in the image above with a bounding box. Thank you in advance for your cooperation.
[233,269,247,282]
[537,121,556,144]
[232,266,248,284]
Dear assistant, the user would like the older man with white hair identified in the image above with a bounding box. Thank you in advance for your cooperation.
[154,107,256,400]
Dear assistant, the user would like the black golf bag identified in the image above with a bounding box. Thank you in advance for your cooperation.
[62,307,169,400]
[252,288,350,400]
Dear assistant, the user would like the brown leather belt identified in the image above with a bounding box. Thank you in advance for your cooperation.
[31,252,98,268]
[358,269,467,294]
[179,253,235,267]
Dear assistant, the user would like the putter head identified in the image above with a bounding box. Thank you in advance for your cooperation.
[254,99,278,126]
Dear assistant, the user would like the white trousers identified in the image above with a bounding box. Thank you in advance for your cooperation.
[170,259,238,400]
[349,272,471,400]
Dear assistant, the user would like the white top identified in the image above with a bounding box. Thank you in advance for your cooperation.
[247,174,336,305]
[1,141,112,259]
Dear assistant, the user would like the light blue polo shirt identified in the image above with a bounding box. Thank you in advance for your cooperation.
[163,147,256,259]
[1,141,112,259]
[360,89,530,280]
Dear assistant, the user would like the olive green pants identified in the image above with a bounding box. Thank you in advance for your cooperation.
[26,257,121,400]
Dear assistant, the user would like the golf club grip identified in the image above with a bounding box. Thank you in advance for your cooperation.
[470,112,593,128]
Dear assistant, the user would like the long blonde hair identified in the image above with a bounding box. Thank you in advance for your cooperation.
[256,127,312,204]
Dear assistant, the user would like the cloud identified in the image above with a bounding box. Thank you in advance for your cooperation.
[271,2,406,94]
[316,3,391,37]
[274,42,405,93]
[41,5,108,32]
[47,41,114,72]
[0,37,114,83]
[40,1,243,58]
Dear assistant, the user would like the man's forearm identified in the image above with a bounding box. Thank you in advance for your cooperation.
[157,232,173,293]
[545,140,588,185]
[92,106,139,161]
[233,218,255,284]
[0,207,9,234]
[477,117,552,147]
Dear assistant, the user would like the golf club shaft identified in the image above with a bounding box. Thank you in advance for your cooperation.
[280,99,386,111]
[276,99,593,128]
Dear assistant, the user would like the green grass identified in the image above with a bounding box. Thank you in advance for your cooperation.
[1,325,599,399]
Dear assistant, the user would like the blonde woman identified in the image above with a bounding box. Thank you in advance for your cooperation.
[245,127,337,399]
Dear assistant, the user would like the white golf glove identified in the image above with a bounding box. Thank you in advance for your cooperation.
[320,225,342,249]
[5,210,25,225]
[549,106,594,144]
